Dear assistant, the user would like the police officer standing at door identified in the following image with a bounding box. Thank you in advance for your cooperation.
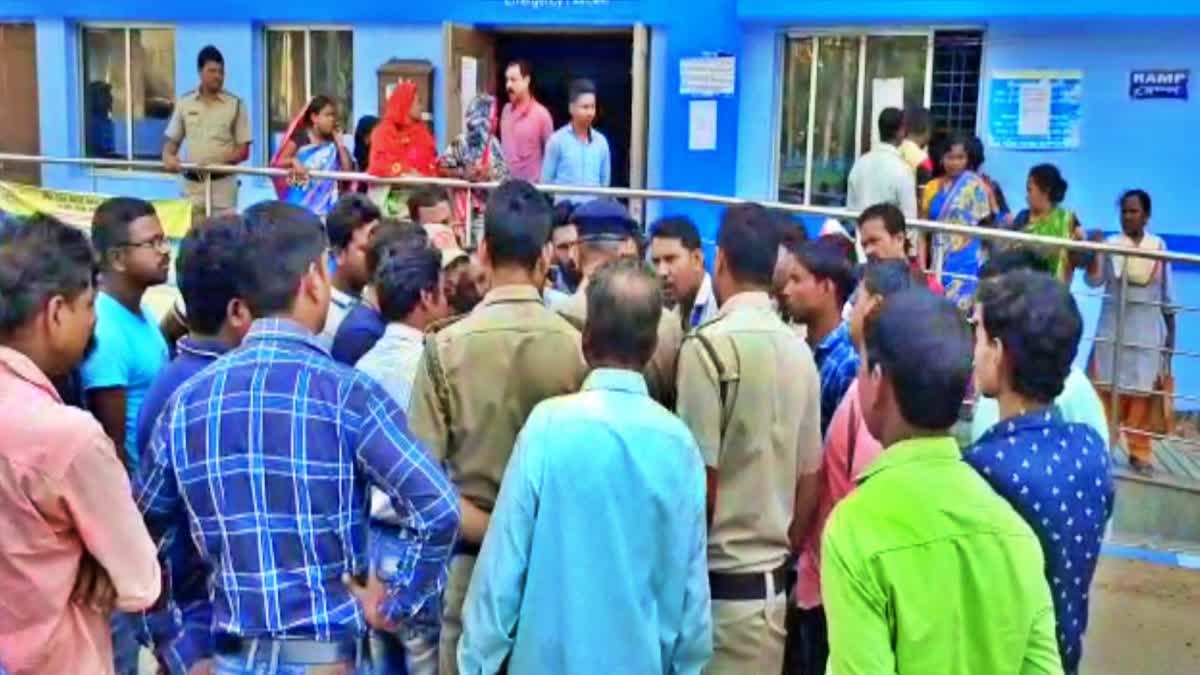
[162,45,251,217]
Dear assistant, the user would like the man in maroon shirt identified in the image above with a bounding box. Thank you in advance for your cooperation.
[500,59,555,182]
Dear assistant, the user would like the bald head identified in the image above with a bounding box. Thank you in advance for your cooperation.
[584,257,663,370]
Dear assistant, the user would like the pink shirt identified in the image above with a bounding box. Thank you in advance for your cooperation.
[0,347,160,675]
[794,379,884,609]
[500,98,554,182]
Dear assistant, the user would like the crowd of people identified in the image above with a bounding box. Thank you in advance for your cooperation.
[1,153,1144,675]
[0,40,1179,675]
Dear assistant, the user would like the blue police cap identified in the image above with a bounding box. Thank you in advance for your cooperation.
[571,199,637,241]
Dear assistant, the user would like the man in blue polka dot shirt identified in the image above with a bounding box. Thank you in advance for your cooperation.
[967,269,1115,674]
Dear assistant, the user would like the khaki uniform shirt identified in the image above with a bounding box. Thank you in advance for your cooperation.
[165,89,252,166]
[408,285,588,511]
[676,291,822,574]
[556,285,684,408]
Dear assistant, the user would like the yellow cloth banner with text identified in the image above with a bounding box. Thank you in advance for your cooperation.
[0,181,188,319]
[0,180,192,238]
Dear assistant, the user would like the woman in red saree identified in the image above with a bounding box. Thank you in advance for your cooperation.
[367,80,438,215]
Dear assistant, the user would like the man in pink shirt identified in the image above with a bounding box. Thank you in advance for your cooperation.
[500,59,555,182]
[0,214,161,675]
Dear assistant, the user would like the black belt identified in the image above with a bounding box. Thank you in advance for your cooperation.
[183,170,234,182]
[214,634,362,661]
[709,564,789,602]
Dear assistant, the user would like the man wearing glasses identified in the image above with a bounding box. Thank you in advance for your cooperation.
[80,196,172,675]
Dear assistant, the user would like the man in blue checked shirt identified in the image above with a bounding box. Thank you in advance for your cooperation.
[136,201,460,675]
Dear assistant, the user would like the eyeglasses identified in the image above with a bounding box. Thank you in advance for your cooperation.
[119,235,169,251]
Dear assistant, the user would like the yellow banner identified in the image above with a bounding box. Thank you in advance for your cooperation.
[0,181,192,238]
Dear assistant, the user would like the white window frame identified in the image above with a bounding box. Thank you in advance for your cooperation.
[262,24,353,162]
[77,21,176,168]
[777,27,935,206]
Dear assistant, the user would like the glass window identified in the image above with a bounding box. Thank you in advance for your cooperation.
[779,31,975,206]
[81,26,175,161]
[266,28,353,159]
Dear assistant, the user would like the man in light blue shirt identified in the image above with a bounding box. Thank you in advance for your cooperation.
[458,258,712,675]
[540,78,611,204]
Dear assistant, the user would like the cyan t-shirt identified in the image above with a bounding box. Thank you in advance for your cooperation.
[80,290,169,473]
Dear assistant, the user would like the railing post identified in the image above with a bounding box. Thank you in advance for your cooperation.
[1109,266,1129,448]
[204,169,213,218]
[464,190,475,249]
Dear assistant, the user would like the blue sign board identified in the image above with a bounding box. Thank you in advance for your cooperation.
[1130,70,1189,100]
[987,70,1083,151]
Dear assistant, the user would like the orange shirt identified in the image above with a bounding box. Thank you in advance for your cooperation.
[0,347,160,674]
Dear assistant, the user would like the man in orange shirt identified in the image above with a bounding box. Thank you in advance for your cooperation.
[0,214,160,675]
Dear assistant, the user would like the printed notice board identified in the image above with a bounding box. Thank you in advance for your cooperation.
[988,70,1083,150]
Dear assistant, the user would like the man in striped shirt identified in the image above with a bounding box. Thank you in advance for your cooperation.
[136,201,459,674]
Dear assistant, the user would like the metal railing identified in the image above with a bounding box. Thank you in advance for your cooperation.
[4,152,1199,487]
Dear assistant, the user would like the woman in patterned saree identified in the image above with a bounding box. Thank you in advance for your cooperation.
[271,95,354,217]
[921,134,994,312]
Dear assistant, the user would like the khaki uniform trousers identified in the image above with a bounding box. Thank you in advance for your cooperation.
[705,570,788,675]
[438,554,476,675]
[183,175,238,219]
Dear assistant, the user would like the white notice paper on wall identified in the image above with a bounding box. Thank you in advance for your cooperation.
[461,56,479,115]
[689,100,717,151]
[1018,81,1053,136]
[680,57,736,96]
[870,77,905,148]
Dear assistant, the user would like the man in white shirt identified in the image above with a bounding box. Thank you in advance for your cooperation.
[846,108,917,221]
[354,239,451,675]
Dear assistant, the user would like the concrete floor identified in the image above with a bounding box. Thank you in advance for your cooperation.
[1083,557,1200,675]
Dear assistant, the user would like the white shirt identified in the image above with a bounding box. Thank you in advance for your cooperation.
[355,322,427,522]
[845,143,917,218]
[686,273,718,329]
[319,287,357,349]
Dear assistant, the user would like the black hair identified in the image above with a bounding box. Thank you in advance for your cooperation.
[861,259,920,298]
[91,197,157,265]
[878,107,904,144]
[367,219,427,278]
[303,95,336,128]
[718,203,781,287]
[483,179,554,270]
[325,194,381,251]
[789,237,857,306]
[903,106,931,137]
[197,45,224,71]
[977,270,1081,403]
[0,214,97,337]
[865,289,972,430]
[569,78,597,104]
[353,115,379,172]
[406,186,452,223]
[507,59,533,79]
[237,201,328,316]
[553,202,577,229]
[858,203,906,237]
[375,242,442,324]
[176,215,245,335]
[650,216,702,251]
[1029,164,1069,204]
[965,135,986,172]
[585,257,663,368]
[1120,189,1152,216]
[944,133,972,158]
[771,209,808,247]
[978,249,1054,280]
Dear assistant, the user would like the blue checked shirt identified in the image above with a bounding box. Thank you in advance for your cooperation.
[813,322,860,436]
[136,319,460,641]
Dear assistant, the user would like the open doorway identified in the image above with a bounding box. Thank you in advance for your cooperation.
[444,25,643,193]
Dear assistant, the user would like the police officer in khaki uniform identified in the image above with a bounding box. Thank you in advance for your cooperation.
[553,199,682,407]
[162,45,251,217]
[406,180,589,675]
[675,203,823,675]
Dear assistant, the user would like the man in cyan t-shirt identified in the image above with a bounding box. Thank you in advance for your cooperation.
[80,197,171,675]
